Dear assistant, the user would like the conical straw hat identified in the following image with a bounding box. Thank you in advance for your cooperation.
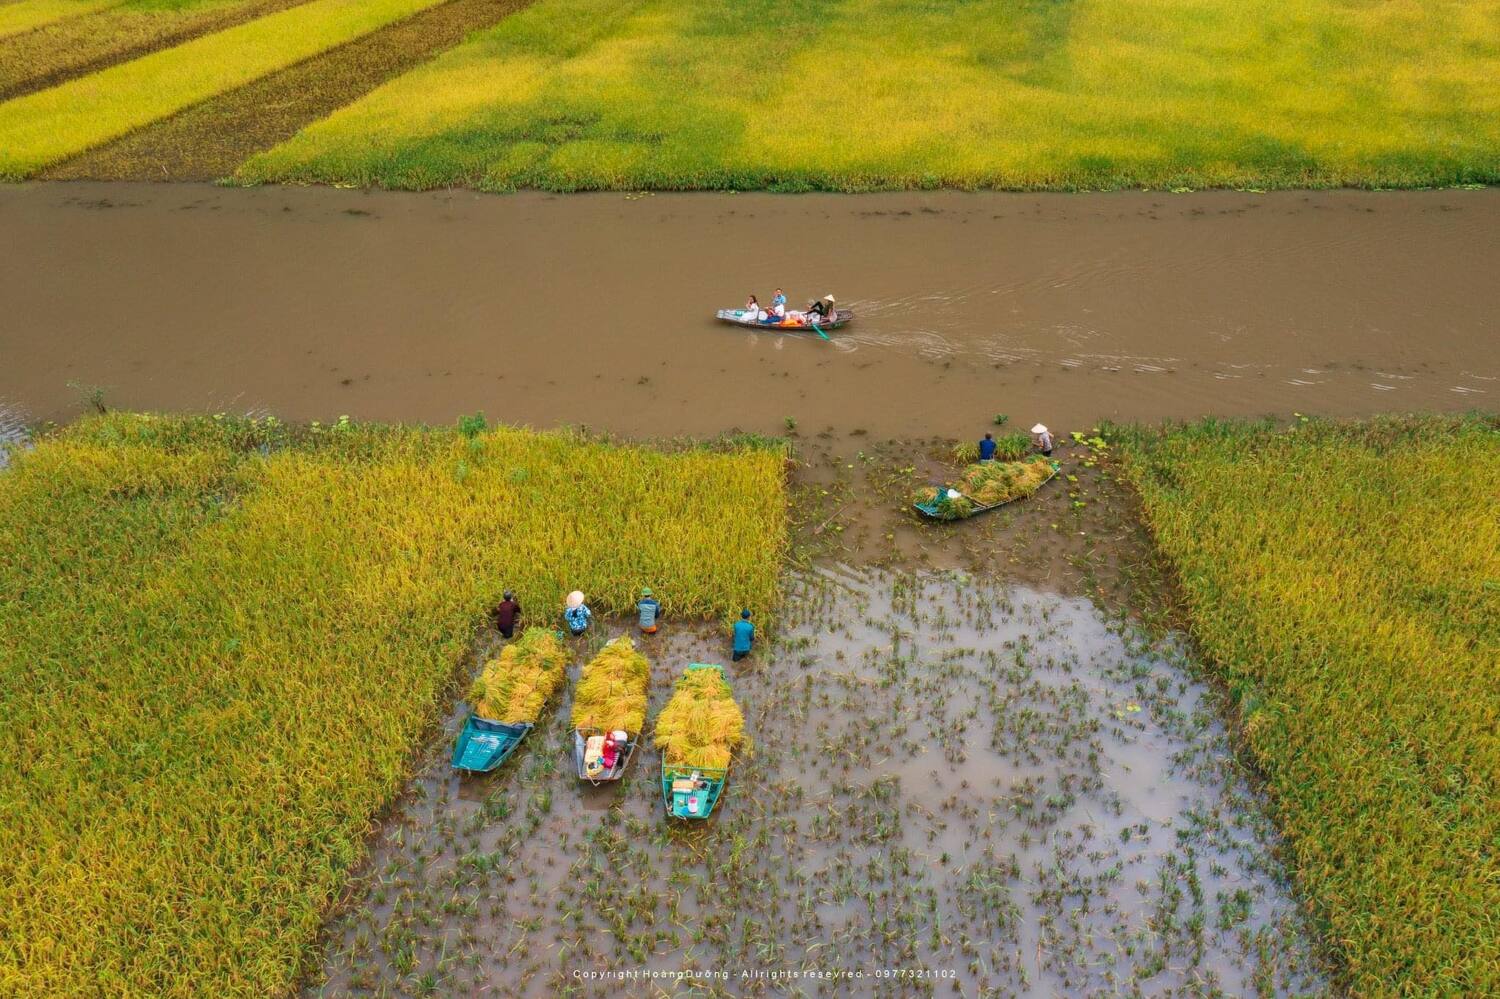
[566,590,585,609]
[1031,424,1048,434]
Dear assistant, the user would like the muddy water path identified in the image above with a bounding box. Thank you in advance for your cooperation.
[1,183,1495,437]
[305,571,1325,997]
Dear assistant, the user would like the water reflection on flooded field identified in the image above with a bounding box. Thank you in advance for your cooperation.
[306,569,1323,997]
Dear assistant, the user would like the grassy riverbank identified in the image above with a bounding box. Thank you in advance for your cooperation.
[0,413,785,996]
[241,0,1500,191]
[1115,413,1499,996]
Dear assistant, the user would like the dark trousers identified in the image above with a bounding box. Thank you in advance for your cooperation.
[498,626,514,639]
[732,650,749,662]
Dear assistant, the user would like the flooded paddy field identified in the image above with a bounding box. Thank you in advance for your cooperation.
[2,184,1496,438]
[304,570,1324,997]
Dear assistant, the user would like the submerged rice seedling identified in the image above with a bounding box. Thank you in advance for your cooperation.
[571,635,649,734]
[469,629,567,724]
[654,666,745,771]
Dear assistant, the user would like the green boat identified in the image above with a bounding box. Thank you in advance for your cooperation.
[451,716,532,773]
[661,761,729,820]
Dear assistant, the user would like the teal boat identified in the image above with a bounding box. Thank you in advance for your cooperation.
[662,761,729,820]
[451,716,532,773]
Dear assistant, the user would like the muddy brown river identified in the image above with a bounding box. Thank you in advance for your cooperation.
[1,183,1496,435]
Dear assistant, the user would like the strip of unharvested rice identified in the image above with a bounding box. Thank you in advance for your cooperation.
[45,0,533,181]
[0,0,313,102]
[0,0,448,179]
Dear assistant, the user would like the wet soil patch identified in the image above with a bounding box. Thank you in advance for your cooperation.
[300,572,1327,996]
[0,0,312,102]
[44,0,534,181]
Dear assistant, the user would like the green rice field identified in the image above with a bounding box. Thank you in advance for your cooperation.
[1115,414,1499,996]
[0,413,786,996]
[239,0,1500,191]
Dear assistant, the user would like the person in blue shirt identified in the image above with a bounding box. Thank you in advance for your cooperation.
[731,609,754,662]
[978,432,997,462]
[564,590,591,636]
[637,587,662,634]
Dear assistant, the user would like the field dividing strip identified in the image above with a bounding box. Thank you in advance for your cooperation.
[0,0,449,179]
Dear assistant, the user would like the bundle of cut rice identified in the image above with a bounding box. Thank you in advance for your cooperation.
[571,635,650,734]
[469,628,567,724]
[654,667,744,770]
[913,457,1054,519]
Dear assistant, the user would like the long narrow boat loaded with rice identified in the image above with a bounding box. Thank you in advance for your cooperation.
[655,664,745,819]
[912,456,1058,520]
[571,636,650,783]
[451,629,568,773]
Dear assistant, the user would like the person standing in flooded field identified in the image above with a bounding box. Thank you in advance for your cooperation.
[491,590,521,639]
[978,432,997,462]
[731,609,754,662]
[637,587,662,634]
[1032,423,1054,457]
[564,590,592,636]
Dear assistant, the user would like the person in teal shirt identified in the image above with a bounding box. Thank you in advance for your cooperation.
[731,609,754,662]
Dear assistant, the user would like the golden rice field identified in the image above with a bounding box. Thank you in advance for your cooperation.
[1114,413,1499,997]
[239,0,1500,191]
[0,413,785,996]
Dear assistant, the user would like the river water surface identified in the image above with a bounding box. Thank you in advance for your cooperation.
[1,183,1495,436]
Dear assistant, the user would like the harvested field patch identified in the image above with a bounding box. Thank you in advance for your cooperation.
[1115,413,1500,995]
[0,0,311,102]
[48,0,532,180]
[0,0,448,179]
[0,413,785,995]
[0,0,121,40]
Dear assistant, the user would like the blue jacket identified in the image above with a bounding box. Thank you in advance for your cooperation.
[637,597,661,629]
[564,604,591,632]
[732,618,754,653]
[978,437,997,461]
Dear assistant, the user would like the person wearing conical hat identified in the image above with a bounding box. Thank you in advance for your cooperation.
[1031,423,1054,457]
[808,293,836,321]
[564,590,592,636]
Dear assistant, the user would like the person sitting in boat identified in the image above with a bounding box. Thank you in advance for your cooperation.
[807,294,835,320]
[742,294,763,321]
[772,288,787,313]
[584,733,607,777]
[599,731,619,772]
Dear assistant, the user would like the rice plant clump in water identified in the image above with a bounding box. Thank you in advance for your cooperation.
[469,628,567,724]
[654,667,745,770]
[571,635,649,734]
